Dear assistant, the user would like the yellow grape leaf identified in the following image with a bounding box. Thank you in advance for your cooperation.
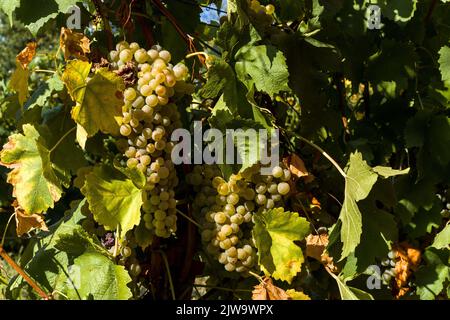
[9,60,30,106]
[62,60,124,137]
[81,165,143,239]
[60,27,91,61]
[14,201,48,236]
[253,207,310,283]
[0,125,63,214]
[286,289,311,300]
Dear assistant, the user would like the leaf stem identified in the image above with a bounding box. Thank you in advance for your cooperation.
[296,135,347,178]
[0,245,50,300]
[32,69,56,74]
[49,126,77,154]
[158,250,176,300]
[176,209,202,229]
[1,213,15,246]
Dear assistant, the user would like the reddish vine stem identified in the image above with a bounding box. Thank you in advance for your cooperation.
[150,0,206,65]
[0,245,50,300]
[425,0,438,23]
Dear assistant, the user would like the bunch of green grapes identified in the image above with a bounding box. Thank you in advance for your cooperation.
[187,163,292,273]
[248,0,275,16]
[109,41,189,239]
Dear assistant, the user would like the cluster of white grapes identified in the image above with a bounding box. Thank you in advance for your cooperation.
[380,250,397,287]
[248,0,275,15]
[437,190,450,217]
[187,163,292,273]
[109,41,189,239]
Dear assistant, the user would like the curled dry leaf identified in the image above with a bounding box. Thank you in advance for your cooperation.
[16,41,37,69]
[283,154,314,183]
[60,27,91,61]
[13,201,48,236]
[393,242,421,298]
[252,276,290,300]
[306,233,338,273]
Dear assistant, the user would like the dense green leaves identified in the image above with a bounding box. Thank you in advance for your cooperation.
[253,208,310,283]
[235,44,290,96]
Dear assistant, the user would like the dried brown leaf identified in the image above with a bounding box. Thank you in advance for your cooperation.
[13,201,48,236]
[60,27,91,61]
[252,277,290,300]
[16,41,37,69]
[306,233,338,273]
[284,154,314,183]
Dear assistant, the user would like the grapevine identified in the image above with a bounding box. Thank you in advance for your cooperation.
[0,0,449,302]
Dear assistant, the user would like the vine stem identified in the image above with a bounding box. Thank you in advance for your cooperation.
[158,250,176,300]
[296,135,347,178]
[0,245,50,300]
[49,126,76,154]
[248,270,264,283]
[193,284,252,292]
[32,69,56,74]
[176,209,202,229]
[1,213,15,246]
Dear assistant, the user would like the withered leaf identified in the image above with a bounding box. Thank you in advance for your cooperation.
[306,233,338,273]
[252,277,290,300]
[16,41,37,69]
[284,154,314,182]
[14,201,48,236]
[60,27,91,61]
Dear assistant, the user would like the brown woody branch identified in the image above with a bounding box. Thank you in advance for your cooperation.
[0,245,50,300]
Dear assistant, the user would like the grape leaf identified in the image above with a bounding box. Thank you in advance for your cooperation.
[81,165,143,239]
[328,271,374,300]
[339,152,378,259]
[439,46,450,82]
[0,124,63,214]
[59,27,91,61]
[253,208,310,283]
[14,202,48,236]
[8,60,29,105]
[0,0,21,25]
[63,252,132,300]
[24,74,64,110]
[432,224,450,249]
[235,44,290,96]
[14,0,79,35]
[63,61,124,138]
[7,200,131,300]
[415,248,450,300]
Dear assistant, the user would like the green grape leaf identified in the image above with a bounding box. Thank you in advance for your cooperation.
[378,0,417,23]
[438,46,450,82]
[24,74,64,110]
[253,208,310,283]
[235,44,290,96]
[134,222,153,250]
[432,224,450,249]
[8,60,29,105]
[81,165,143,239]
[339,152,378,259]
[63,61,124,138]
[63,252,132,300]
[372,166,410,178]
[0,124,62,214]
[7,200,131,300]
[14,0,79,35]
[328,271,374,300]
[415,248,450,300]
[0,0,21,25]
